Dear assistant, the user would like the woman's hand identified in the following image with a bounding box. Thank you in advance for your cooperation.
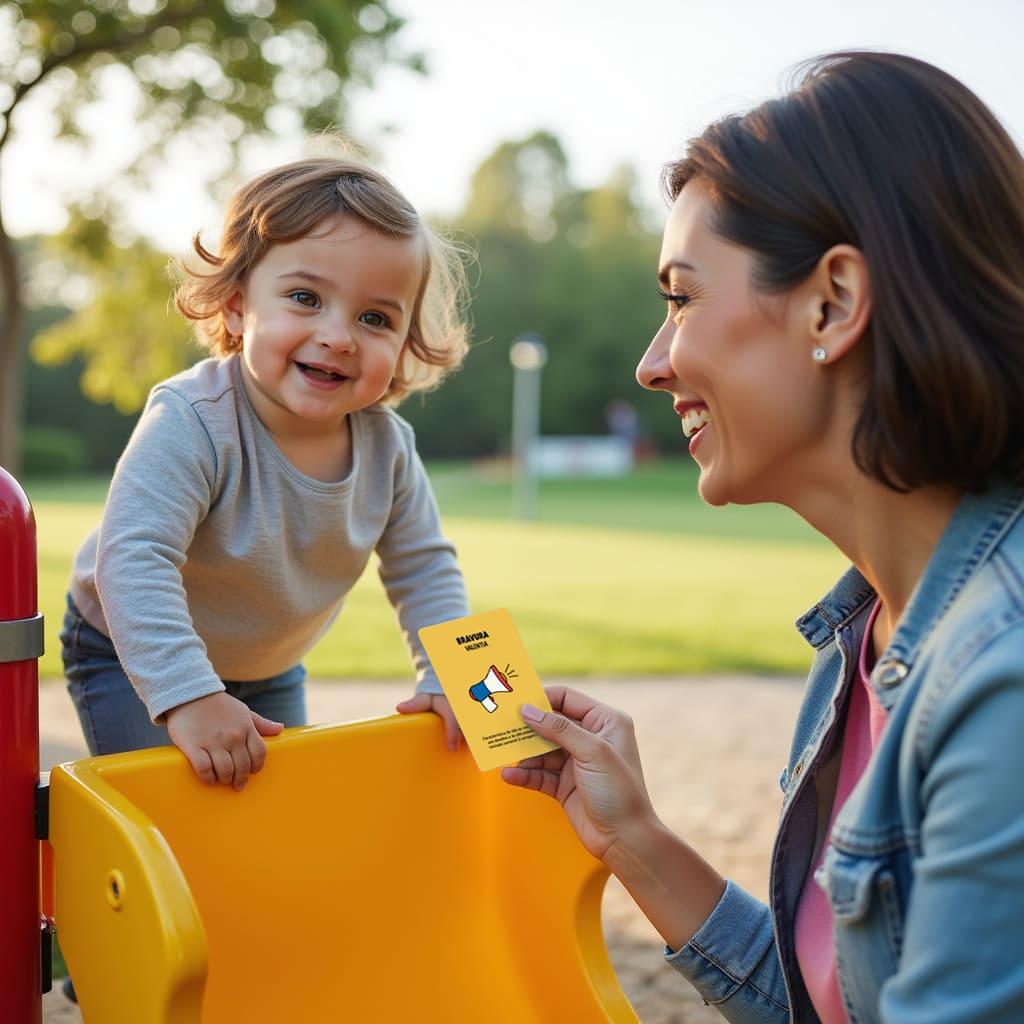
[166,691,284,791]
[504,685,726,950]
[500,686,657,862]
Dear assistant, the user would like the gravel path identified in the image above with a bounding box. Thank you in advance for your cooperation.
[39,675,803,1023]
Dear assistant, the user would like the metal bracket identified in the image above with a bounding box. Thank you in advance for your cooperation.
[0,613,44,664]
[41,918,54,994]
[37,773,54,993]
[36,774,50,841]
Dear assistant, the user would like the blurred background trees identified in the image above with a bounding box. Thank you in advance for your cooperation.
[6,3,679,476]
[402,131,670,458]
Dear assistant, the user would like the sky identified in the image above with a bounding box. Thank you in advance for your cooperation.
[5,0,1023,253]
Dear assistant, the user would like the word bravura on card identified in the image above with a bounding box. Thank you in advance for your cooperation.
[419,610,559,771]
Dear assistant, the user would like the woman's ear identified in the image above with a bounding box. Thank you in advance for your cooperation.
[223,291,245,336]
[806,245,872,363]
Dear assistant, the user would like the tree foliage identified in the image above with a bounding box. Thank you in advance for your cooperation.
[0,0,414,472]
[31,210,198,412]
[403,133,677,458]
[461,130,574,241]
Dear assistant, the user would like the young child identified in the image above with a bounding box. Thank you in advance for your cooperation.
[61,155,472,791]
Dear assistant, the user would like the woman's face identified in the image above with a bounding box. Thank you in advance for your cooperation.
[637,180,837,509]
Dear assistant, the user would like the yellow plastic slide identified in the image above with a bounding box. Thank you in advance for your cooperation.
[49,712,639,1022]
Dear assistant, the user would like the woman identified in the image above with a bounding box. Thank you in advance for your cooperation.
[503,51,1024,1023]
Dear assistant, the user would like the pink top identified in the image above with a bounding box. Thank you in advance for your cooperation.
[794,602,887,1023]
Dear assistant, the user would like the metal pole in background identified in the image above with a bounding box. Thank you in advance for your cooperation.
[0,466,44,1023]
[509,333,547,520]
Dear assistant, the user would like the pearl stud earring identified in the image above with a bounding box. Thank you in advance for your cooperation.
[812,347,827,363]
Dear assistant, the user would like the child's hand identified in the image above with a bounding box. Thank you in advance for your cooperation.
[166,691,284,791]
[395,692,463,752]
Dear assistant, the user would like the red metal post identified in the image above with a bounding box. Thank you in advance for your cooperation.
[0,466,43,1023]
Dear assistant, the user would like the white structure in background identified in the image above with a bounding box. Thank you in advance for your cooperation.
[528,436,633,478]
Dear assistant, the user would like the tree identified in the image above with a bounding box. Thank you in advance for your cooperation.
[31,211,197,414]
[403,135,675,459]
[460,130,574,241]
[16,233,138,474]
[0,0,417,474]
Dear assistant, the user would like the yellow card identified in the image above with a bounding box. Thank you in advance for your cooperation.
[419,609,559,772]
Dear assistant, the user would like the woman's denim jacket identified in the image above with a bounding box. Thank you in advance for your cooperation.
[666,484,1024,1022]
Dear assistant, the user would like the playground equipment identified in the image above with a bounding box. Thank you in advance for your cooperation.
[2,468,640,1023]
[0,467,47,1024]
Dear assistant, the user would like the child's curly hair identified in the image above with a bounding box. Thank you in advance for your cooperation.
[174,156,471,403]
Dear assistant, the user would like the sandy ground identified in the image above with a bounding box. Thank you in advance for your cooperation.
[38,675,804,1024]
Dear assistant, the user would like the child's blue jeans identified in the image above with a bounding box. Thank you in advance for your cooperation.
[60,595,308,756]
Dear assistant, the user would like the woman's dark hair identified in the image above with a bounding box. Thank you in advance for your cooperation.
[663,51,1024,492]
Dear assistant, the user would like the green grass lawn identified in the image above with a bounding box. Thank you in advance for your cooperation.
[28,460,845,681]
[427,458,832,543]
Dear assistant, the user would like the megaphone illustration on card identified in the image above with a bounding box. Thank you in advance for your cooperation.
[468,665,514,713]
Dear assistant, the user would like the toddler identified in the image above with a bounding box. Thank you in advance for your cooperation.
[61,155,471,790]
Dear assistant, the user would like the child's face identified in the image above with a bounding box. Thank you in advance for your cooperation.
[224,216,422,435]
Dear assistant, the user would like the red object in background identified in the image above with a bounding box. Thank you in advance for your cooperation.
[0,466,43,1024]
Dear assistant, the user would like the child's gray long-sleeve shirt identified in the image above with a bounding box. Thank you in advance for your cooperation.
[70,356,468,723]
